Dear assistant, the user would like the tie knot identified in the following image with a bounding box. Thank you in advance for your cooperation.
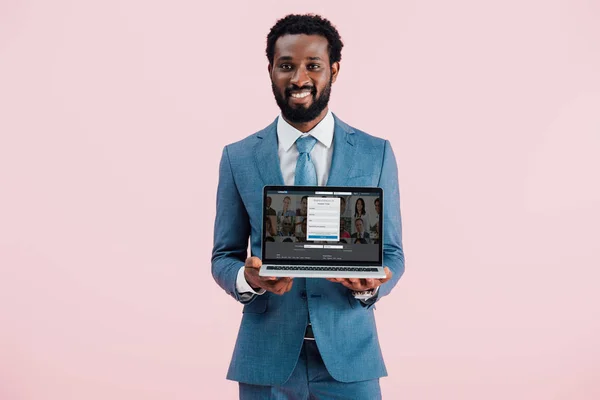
[296,135,317,154]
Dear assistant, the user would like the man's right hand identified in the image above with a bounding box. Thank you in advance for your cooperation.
[244,256,293,295]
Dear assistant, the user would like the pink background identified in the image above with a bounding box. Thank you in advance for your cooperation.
[1,0,599,399]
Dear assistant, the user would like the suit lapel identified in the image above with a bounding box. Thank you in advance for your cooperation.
[254,118,285,186]
[254,114,356,187]
[326,114,357,186]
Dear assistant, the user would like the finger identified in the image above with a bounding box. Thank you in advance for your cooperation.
[379,267,393,283]
[272,277,292,285]
[284,279,294,292]
[365,278,375,288]
[264,281,282,295]
[244,257,262,269]
[244,267,259,279]
[267,286,283,295]
[275,281,292,295]
[272,279,291,295]
[338,280,356,291]
[255,270,277,281]
[345,279,361,289]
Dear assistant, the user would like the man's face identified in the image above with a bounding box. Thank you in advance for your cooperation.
[375,199,380,215]
[269,34,339,124]
[355,219,364,233]
[283,197,290,209]
[301,197,307,213]
[266,197,272,208]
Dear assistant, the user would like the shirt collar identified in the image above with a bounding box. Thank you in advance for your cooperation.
[276,110,334,152]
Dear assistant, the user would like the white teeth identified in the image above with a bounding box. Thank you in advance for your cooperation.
[291,91,311,98]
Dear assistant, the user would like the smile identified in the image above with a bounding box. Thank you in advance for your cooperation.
[289,91,312,99]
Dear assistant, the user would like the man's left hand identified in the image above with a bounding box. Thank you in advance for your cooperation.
[326,267,393,291]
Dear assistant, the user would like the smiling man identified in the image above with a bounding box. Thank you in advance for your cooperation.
[212,14,405,399]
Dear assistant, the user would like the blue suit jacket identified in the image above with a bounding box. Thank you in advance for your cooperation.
[211,114,405,385]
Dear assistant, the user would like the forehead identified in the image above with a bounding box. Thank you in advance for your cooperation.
[273,34,330,63]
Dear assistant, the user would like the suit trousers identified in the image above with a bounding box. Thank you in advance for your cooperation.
[239,340,382,400]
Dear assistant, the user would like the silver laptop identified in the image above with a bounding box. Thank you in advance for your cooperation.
[259,185,385,278]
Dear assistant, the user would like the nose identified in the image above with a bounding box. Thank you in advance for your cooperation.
[290,65,310,87]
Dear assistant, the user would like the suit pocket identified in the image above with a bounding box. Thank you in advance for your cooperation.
[242,297,268,314]
[347,174,378,186]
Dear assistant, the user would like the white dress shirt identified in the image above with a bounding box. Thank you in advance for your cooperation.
[235,111,378,300]
[276,109,334,187]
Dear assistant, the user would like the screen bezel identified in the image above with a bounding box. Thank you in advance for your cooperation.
[261,185,383,266]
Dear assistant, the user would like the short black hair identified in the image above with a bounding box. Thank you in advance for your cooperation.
[266,14,344,66]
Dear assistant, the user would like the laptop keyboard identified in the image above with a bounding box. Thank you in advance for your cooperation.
[266,266,379,272]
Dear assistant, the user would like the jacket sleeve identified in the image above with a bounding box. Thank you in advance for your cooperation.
[376,140,406,300]
[211,146,253,303]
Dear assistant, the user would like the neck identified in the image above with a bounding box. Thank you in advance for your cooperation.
[283,107,329,133]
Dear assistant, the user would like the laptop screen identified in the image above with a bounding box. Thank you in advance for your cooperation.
[262,186,383,266]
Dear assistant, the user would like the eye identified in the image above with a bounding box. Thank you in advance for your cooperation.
[279,64,293,70]
[307,64,321,70]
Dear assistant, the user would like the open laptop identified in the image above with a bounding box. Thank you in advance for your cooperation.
[259,185,385,278]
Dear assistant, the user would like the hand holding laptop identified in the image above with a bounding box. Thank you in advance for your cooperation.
[244,256,294,295]
[327,266,393,291]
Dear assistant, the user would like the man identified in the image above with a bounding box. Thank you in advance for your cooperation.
[296,217,307,242]
[296,195,308,216]
[351,218,371,243]
[339,196,352,218]
[212,14,405,399]
[370,198,381,238]
[265,196,277,216]
[278,216,295,237]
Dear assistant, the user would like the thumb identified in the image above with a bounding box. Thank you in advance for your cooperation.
[380,267,393,283]
[245,256,262,269]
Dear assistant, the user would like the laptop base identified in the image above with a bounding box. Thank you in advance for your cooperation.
[259,265,386,279]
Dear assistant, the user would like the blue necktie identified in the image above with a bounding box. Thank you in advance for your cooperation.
[294,135,318,186]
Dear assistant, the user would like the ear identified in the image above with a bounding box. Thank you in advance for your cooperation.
[330,61,340,83]
[268,64,272,77]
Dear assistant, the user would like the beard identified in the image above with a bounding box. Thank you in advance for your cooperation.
[272,75,332,124]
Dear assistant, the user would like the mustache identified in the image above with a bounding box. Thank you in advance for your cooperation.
[285,85,316,97]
